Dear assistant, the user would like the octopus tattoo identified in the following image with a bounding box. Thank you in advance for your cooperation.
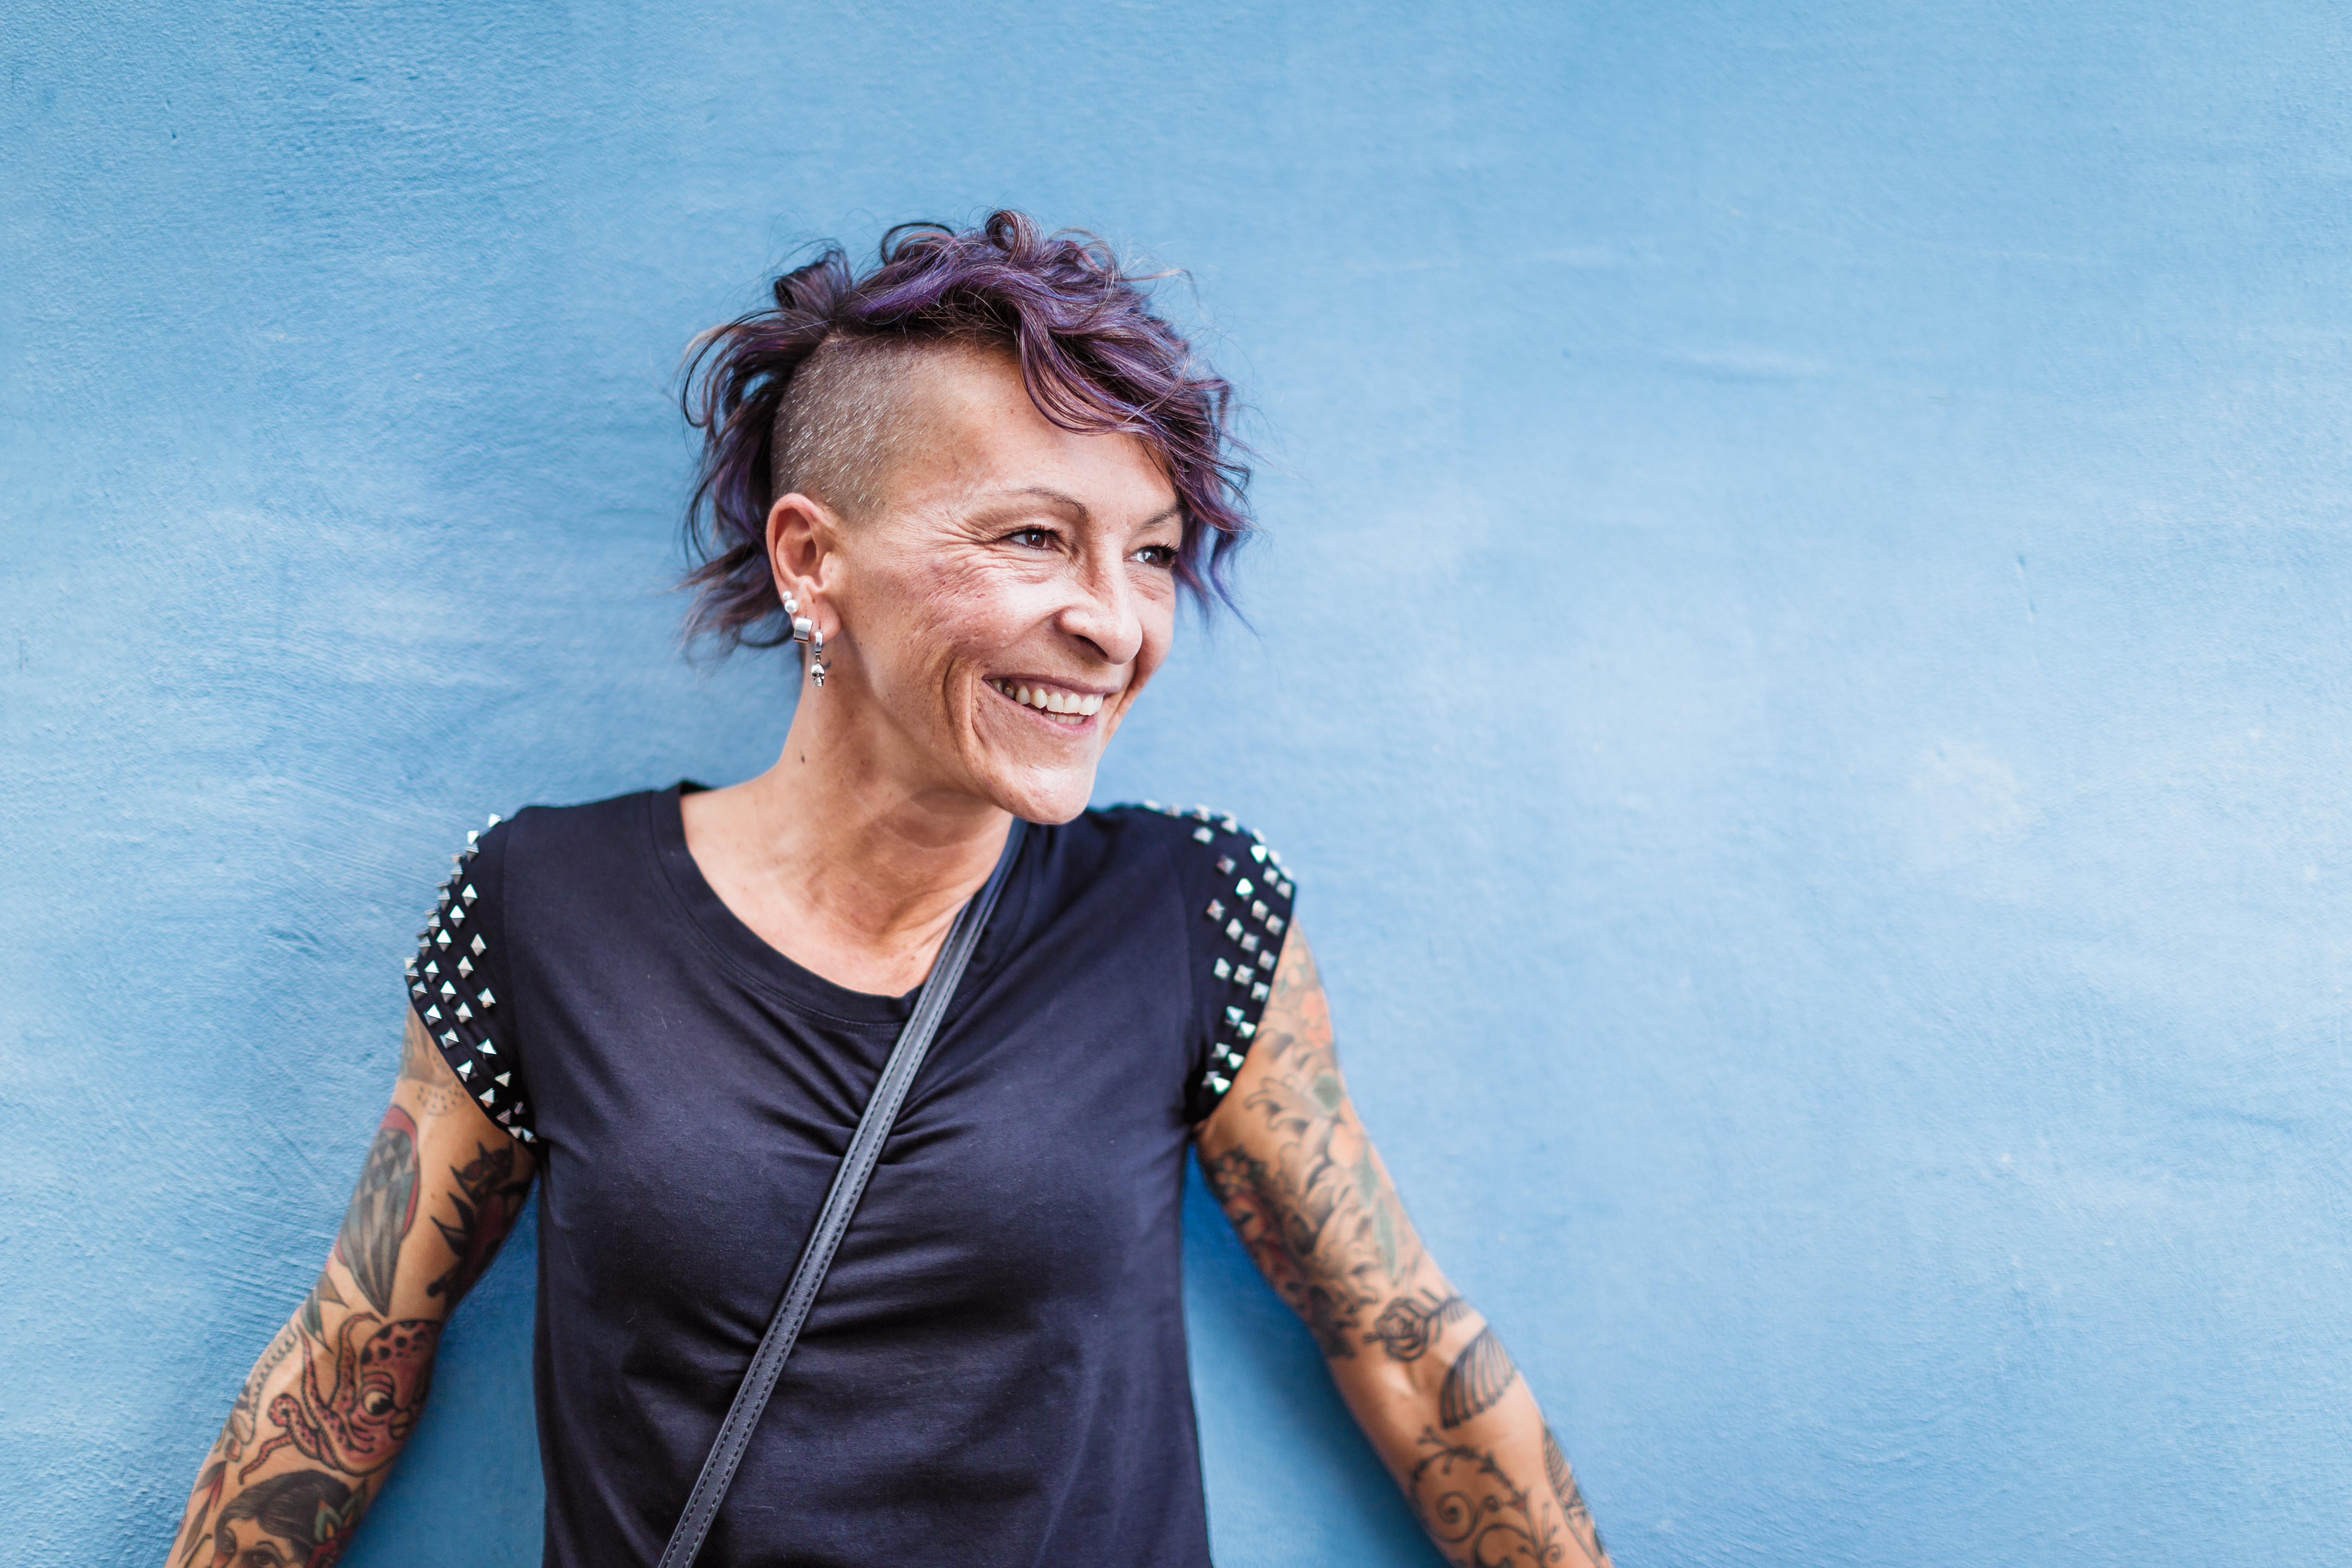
[238,1313,440,1482]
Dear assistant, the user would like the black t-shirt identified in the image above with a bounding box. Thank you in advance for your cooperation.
[408,784,1296,1566]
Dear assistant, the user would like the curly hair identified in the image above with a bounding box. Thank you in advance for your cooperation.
[678,211,1252,653]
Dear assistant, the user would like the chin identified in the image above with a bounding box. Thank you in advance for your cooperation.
[985,764,1101,826]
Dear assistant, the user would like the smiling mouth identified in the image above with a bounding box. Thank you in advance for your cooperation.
[987,677,1107,726]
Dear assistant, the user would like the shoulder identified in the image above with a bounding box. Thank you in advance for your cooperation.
[494,786,669,862]
[1087,808,1307,884]
[1096,802,1299,1115]
[1088,801,1298,901]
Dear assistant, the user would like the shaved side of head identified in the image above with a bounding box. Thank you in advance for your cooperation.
[772,335,978,521]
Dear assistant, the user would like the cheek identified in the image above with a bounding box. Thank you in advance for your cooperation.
[1131,584,1179,675]
[860,556,1020,675]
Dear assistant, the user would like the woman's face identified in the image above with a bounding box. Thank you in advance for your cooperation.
[778,347,1184,826]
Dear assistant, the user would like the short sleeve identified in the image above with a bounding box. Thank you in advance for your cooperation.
[405,813,535,1143]
[1131,802,1299,1123]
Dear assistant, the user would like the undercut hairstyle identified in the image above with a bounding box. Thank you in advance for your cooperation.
[679,210,1252,653]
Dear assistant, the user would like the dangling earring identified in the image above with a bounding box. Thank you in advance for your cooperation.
[784,594,827,688]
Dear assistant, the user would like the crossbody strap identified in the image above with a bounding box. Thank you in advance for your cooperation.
[656,818,1028,1568]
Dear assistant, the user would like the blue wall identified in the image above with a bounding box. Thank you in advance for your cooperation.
[7,1,2350,1562]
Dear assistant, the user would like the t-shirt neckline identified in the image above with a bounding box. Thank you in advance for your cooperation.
[648,780,919,1027]
[647,780,1034,1030]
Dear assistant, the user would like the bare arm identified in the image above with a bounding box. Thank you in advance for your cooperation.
[1195,929,1612,1568]
[166,1013,536,1567]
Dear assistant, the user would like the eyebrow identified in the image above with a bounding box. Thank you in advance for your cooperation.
[975,485,1181,530]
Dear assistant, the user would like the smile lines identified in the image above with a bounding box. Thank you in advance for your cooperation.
[989,678,1106,725]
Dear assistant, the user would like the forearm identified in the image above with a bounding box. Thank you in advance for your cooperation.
[165,1253,436,1567]
[1327,1291,1611,1568]
[169,1013,532,1566]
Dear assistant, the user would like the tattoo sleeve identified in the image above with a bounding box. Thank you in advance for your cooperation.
[1197,934,1425,1356]
[1197,929,1612,1566]
[167,1011,535,1567]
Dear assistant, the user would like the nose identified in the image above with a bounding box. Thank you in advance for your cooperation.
[1054,552,1145,668]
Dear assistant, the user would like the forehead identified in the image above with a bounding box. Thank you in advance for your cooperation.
[887,346,1176,520]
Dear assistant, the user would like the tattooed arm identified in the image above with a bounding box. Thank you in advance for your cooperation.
[165,1013,537,1567]
[1196,929,1613,1568]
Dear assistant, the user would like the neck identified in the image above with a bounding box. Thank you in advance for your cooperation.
[684,677,1013,994]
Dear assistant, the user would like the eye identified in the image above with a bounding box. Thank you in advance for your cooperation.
[1131,543,1177,569]
[1006,527,1058,551]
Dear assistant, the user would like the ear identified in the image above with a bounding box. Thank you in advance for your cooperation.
[764,493,844,629]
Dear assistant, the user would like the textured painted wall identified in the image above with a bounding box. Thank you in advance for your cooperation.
[7,1,2350,1563]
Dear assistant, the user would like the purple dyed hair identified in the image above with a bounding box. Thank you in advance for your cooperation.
[679,211,1252,653]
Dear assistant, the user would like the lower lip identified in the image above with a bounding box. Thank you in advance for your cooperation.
[989,683,1102,732]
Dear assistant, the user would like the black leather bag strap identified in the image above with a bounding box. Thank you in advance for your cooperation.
[655,819,1028,1568]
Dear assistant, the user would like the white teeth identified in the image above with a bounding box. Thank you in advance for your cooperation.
[993,679,1104,721]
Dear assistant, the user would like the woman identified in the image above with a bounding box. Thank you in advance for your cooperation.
[168,212,1612,1568]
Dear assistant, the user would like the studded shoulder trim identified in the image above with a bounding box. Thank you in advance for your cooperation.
[1130,801,1298,1121]
[405,814,535,1143]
